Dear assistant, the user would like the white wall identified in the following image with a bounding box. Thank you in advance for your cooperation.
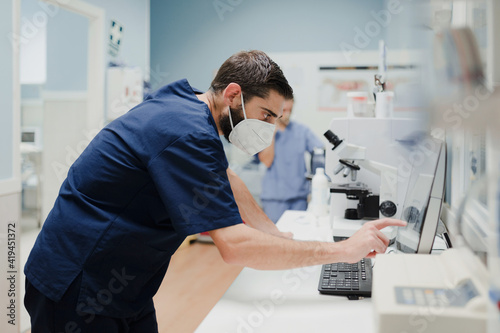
[41,95,88,221]
[150,0,387,91]
[268,49,426,142]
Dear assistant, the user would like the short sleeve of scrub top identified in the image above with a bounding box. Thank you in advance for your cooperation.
[148,130,242,235]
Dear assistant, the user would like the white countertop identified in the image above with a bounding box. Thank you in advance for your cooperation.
[195,210,375,333]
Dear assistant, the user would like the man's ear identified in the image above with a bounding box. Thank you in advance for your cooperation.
[221,83,241,108]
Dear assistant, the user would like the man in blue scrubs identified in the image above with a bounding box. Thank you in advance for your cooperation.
[259,96,324,222]
[24,50,406,332]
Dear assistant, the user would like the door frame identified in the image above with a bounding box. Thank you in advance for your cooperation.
[3,0,105,197]
[42,0,105,130]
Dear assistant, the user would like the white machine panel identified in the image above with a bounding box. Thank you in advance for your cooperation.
[373,248,488,333]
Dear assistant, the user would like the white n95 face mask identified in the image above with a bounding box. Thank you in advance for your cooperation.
[228,92,276,156]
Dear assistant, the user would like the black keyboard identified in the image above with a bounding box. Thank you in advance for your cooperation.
[318,258,373,300]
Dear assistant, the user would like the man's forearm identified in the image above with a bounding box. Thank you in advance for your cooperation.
[210,219,406,270]
[226,168,281,235]
[211,224,344,270]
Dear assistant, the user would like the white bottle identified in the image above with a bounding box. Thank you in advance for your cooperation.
[310,167,330,217]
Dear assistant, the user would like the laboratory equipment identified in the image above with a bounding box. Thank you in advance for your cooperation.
[427,24,499,332]
[346,91,371,117]
[374,40,387,95]
[373,40,395,119]
[329,182,380,220]
[394,137,446,254]
[324,129,398,219]
[449,172,500,333]
[375,91,394,118]
[324,118,425,240]
[318,137,446,301]
[370,136,489,333]
[373,247,488,333]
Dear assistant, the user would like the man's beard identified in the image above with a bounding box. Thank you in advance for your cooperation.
[219,105,245,142]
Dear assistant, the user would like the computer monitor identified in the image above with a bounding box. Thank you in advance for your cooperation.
[394,137,446,254]
[21,126,42,150]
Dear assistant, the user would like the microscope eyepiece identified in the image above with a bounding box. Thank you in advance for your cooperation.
[324,130,343,150]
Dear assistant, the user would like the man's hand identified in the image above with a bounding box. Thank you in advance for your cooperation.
[340,219,407,263]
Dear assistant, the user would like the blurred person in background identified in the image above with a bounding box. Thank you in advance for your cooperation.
[258,96,324,223]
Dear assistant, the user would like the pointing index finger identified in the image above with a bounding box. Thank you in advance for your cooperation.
[371,218,407,230]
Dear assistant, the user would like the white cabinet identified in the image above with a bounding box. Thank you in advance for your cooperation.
[106,67,143,121]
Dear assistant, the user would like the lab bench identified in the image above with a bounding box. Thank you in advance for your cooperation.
[195,210,375,332]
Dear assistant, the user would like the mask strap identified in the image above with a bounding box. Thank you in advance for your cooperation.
[228,91,246,130]
[228,106,235,129]
[240,92,248,120]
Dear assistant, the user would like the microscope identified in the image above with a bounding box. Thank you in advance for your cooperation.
[324,129,399,241]
[325,129,398,220]
[324,117,424,241]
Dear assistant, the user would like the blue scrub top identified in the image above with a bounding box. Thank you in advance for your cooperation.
[260,121,323,201]
[24,79,243,317]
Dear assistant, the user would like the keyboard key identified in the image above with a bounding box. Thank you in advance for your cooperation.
[322,284,335,289]
[337,285,352,290]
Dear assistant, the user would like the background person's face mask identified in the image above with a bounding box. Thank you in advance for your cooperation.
[228,92,276,156]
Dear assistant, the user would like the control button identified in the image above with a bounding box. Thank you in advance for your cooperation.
[380,200,397,217]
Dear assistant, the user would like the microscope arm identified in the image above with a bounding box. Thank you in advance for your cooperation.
[334,142,398,194]
[336,142,366,160]
[357,160,398,203]
[334,143,399,218]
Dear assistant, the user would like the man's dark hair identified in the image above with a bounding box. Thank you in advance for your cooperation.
[210,50,293,102]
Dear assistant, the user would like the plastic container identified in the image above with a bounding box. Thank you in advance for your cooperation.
[310,167,330,217]
[375,91,394,118]
[347,92,370,117]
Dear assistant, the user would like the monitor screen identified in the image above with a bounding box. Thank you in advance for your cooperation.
[21,126,42,149]
[394,137,446,254]
[21,131,36,143]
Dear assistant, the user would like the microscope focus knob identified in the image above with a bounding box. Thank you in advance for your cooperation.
[379,200,397,217]
[344,208,359,220]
